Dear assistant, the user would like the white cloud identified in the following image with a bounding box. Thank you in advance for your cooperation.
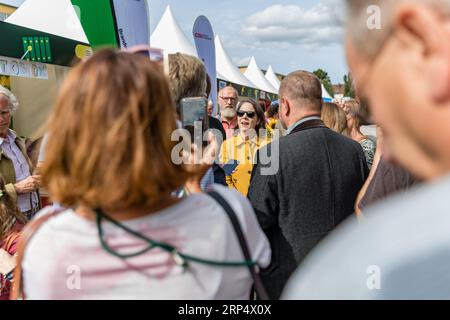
[241,3,345,48]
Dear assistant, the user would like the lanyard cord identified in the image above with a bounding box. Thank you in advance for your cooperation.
[95,209,257,269]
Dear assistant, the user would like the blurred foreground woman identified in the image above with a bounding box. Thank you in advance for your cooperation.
[13,49,270,300]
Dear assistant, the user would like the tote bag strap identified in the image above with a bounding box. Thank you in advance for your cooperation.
[206,190,270,300]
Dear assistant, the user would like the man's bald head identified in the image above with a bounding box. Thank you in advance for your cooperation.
[218,86,238,121]
[279,71,322,112]
[219,86,238,98]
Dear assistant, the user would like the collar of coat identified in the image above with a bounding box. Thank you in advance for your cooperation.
[289,118,326,135]
[234,132,265,148]
[0,129,27,161]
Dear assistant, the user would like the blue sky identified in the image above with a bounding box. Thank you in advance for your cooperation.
[3,0,348,83]
[1,0,23,7]
[149,0,348,83]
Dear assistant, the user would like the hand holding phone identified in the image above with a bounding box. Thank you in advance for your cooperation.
[180,97,209,146]
[180,97,208,128]
[223,160,240,176]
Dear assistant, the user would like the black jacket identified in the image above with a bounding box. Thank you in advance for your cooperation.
[208,116,227,186]
[248,119,369,299]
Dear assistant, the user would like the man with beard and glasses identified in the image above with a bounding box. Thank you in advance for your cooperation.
[218,86,239,139]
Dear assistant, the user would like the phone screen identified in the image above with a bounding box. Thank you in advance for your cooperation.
[180,97,208,128]
[223,160,240,176]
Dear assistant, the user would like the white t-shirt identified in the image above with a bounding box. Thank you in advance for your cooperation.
[22,185,271,300]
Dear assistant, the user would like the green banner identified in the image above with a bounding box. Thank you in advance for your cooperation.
[217,79,277,102]
[70,0,118,50]
[0,21,88,67]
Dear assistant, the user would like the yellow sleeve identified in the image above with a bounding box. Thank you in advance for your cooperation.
[220,141,228,165]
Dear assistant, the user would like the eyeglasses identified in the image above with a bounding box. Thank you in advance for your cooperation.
[219,96,237,102]
[237,111,256,119]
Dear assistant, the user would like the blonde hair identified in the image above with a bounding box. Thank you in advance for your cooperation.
[322,102,347,134]
[42,49,192,210]
[168,53,207,115]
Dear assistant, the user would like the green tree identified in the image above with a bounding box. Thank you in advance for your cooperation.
[343,73,356,98]
[313,69,334,97]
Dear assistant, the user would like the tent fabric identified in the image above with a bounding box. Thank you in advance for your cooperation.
[150,7,229,83]
[321,83,333,100]
[265,65,281,91]
[215,35,255,89]
[244,56,278,94]
[5,0,88,43]
[150,5,197,57]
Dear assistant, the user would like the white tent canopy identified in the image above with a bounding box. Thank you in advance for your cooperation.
[150,6,228,81]
[215,35,255,89]
[265,65,281,91]
[322,83,333,101]
[6,0,88,43]
[150,5,197,57]
[244,57,278,94]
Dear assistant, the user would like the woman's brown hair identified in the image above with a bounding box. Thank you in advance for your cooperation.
[237,98,267,134]
[42,49,192,210]
[0,177,26,240]
[344,98,369,130]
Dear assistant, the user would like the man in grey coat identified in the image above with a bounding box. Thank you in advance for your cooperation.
[248,71,369,299]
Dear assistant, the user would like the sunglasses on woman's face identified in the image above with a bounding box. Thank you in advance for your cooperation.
[237,111,256,119]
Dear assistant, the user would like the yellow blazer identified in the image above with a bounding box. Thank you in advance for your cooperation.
[220,133,270,196]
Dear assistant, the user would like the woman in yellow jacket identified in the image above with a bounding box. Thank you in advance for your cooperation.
[220,98,270,196]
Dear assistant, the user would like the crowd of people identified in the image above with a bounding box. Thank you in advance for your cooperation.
[1,0,449,300]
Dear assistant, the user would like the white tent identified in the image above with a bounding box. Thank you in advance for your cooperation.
[5,0,88,43]
[215,35,255,89]
[244,56,278,94]
[322,83,333,101]
[265,65,281,91]
[150,6,226,81]
[150,5,197,57]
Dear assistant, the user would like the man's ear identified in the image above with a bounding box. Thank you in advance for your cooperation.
[395,4,450,102]
[281,97,291,117]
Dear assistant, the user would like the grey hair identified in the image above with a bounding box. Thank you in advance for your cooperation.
[0,85,18,114]
[346,0,450,59]
[219,85,238,97]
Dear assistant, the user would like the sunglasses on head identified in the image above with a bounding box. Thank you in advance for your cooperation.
[237,111,256,119]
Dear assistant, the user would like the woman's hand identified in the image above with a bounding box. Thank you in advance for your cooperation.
[184,132,219,194]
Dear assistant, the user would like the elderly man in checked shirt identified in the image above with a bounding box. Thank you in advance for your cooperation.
[0,86,40,220]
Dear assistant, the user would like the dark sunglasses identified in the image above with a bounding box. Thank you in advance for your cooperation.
[237,111,256,119]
